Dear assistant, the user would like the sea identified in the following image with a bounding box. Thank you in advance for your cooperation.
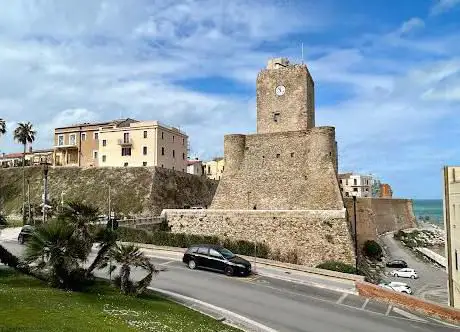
[412,199,444,228]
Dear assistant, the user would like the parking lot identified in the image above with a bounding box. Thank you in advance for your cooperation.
[380,233,448,305]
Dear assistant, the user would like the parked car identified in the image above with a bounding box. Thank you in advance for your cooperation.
[386,259,408,268]
[183,244,252,276]
[379,281,412,294]
[18,225,35,244]
[390,268,418,279]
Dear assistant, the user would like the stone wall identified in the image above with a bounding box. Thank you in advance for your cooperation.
[343,198,416,246]
[0,166,217,217]
[162,209,355,267]
[211,127,342,210]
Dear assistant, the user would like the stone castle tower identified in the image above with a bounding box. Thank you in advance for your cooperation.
[211,58,342,210]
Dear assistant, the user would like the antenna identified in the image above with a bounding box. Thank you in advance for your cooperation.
[301,42,304,64]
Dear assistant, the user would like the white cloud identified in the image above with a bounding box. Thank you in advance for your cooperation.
[398,17,425,35]
[431,0,460,15]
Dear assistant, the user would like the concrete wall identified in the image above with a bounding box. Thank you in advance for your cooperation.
[343,198,416,246]
[211,127,342,210]
[0,166,217,217]
[163,209,355,267]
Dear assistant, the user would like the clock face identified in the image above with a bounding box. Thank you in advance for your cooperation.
[275,85,285,96]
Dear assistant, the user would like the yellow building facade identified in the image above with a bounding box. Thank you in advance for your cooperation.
[98,121,188,170]
[203,158,225,180]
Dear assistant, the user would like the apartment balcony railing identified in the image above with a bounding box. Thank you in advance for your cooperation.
[117,138,133,146]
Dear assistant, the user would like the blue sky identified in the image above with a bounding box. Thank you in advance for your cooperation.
[0,0,459,199]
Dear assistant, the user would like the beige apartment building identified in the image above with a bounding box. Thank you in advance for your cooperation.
[98,120,188,170]
[203,158,225,180]
[443,166,460,308]
[54,119,137,167]
[339,173,373,198]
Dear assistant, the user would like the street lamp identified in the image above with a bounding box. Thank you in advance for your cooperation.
[351,191,358,272]
[40,161,51,223]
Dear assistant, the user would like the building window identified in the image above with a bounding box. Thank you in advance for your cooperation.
[346,179,348,186]
[143,162,147,166]
[123,132,129,143]
[93,151,98,159]
[172,166,175,170]
[102,155,106,162]
[182,169,185,172]
[273,112,280,122]
[173,135,175,142]
[102,139,107,147]
[354,179,357,186]
[69,134,76,146]
[291,152,294,157]
[353,188,358,192]
[161,132,164,139]
[182,152,185,160]
[345,192,349,197]
[455,250,458,270]
[81,133,86,141]
[172,150,175,158]
[143,131,147,138]
[121,147,132,156]
[58,135,64,146]
[94,132,99,140]
[182,138,185,145]
[161,164,164,168]
[143,146,147,155]
[161,147,165,155]
[276,153,280,158]
[124,162,128,167]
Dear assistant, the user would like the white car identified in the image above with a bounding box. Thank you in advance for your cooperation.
[379,281,412,294]
[390,268,418,279]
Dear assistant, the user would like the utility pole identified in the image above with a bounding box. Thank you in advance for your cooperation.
[42,162,50,224]
[108,184,113,281]
[352,193,358,272]
[27,179,31,225]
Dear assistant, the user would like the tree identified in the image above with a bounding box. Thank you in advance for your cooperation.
[24,219,90,290]
[13,122,36,224]
[0,118,5,136]
[108,243,158,295]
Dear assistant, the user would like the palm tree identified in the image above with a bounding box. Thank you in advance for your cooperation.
[85,227,118,278]
[24,219,89,289]
[109,244,158,295]
[0,118,5,136]
[13,122,36,224]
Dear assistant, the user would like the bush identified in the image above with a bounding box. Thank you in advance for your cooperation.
[316,261,357,274]
[116,227,270,259]
[363,240,383,259]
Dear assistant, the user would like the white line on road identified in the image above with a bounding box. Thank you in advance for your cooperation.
[159,260,176,266]
[392,307,427,322]
[361,298,369,310]
[148,286,278,332]
[385,305,392,316]
[336,293,348,304]
[430,317,460,328]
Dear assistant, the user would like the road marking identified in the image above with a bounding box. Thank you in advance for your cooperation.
[148,287,278,332]
[385,305,392,316]
[430,317,460,328]
[361,298,369,310]
[159,260,175,266]
[336,293,348,304]
[392,307,427,322]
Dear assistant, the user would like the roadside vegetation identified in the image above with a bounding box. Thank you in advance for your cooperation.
[316,261,358,274]
[394,229,444,248]
[0,268,238,332]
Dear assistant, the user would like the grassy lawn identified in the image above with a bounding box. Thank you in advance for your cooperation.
[0,268,239,332]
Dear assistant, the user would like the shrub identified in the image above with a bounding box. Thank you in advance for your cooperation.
[316,261,357,274]
[116,227,270,259]
[363,240,383,259]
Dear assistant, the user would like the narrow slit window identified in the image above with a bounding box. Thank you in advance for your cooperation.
[273,113,280,122]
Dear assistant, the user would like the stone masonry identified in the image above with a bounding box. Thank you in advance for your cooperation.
[162,58,355,266]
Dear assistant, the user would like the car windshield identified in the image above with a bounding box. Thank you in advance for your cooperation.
[218,248,235,259]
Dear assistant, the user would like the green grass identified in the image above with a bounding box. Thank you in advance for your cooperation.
[0,268,239,332]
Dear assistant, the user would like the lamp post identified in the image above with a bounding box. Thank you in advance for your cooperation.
[351,192,358,272]
[40,161,51,223]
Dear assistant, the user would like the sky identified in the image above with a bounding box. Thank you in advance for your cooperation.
[0,0,459,199]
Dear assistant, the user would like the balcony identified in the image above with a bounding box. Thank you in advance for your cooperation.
[117,138,133,146]
[54,143,78,149]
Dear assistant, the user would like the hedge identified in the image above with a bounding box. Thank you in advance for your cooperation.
[116,227,270,259]
[316,260,358,275]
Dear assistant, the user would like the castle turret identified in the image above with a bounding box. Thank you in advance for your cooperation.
[223,134,246,175]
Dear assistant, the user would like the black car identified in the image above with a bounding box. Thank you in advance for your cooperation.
[183,244,252,276]
[386,259,408,268]
[18,225,35,244]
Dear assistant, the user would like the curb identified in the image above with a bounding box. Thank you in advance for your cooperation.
[148,287,278,332]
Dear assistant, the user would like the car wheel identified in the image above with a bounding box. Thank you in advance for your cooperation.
[395,273,399,277]
[410,275,416,279]
[224,266,234,276]
[18,236,24,245]
[188,259,196,270]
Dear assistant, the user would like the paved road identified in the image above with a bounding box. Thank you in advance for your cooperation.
[380,233,448,305]
[1,240,457,331]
